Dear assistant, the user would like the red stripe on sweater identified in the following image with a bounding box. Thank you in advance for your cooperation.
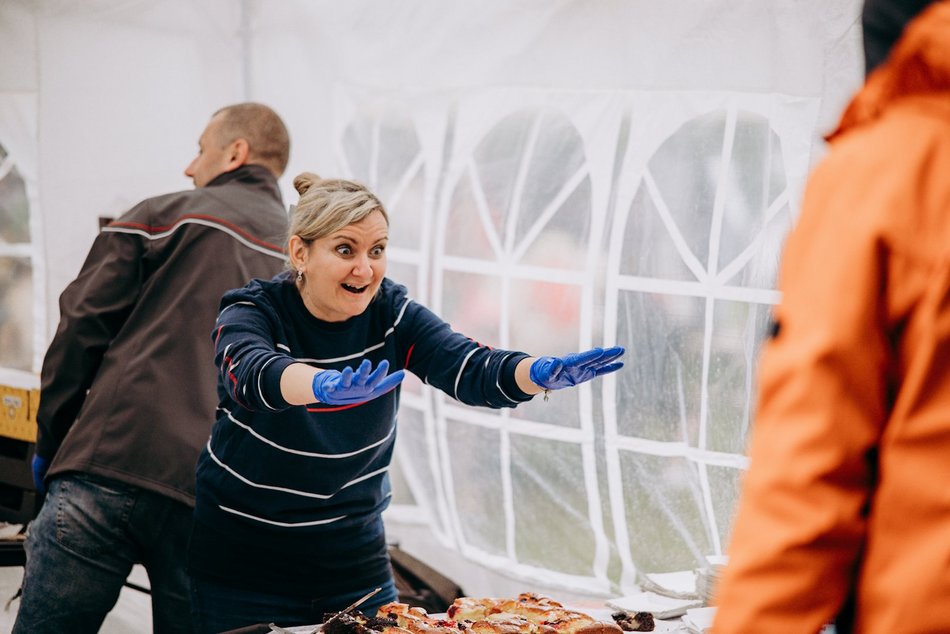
[306,402,367,413]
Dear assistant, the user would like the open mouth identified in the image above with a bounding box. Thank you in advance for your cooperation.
[341,283,368,294]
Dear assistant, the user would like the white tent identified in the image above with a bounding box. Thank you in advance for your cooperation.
[0,0,864,605]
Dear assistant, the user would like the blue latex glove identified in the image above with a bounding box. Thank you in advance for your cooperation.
[311,359,406,405]
[31,454,51,496]
[529,346,625,391]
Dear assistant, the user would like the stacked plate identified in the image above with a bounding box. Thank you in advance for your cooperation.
[681,607,716,633]
[694,555,728,605]
[693,567,721,605]
[605,592,703,620]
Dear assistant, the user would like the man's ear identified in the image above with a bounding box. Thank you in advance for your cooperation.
[227,138,250,169]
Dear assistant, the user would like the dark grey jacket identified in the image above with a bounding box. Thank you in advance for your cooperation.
[36,164,288,506]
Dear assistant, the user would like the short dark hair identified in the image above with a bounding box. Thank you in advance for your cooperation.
[862,0,936,76]
[213,103,291,177]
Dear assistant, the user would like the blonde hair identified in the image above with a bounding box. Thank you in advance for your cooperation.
[289,172,389,249]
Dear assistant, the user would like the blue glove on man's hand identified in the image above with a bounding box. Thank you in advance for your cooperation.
[31,454,51,496]
[529,346,625,391]
[311,359,406,405]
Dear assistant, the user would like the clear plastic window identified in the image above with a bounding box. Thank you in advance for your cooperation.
[0,145,32,371]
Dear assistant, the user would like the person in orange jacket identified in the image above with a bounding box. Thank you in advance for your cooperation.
[712,1,950,632]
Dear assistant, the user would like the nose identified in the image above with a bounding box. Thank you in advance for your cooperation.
[352,254,372,278]
[184,157,196,178]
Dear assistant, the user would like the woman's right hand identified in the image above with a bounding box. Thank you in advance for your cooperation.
[311,359,405,405]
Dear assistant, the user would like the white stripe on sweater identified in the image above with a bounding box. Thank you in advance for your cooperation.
[218,504,346,527]
[255,356,282,411]
[207,440,390,498]
[294,297,413,364]
[207,441,334,499]
[218,301,257,321]
[217,490,393,528]
[219,407,395,458]
[495,352,520,404]
[340,465,389,489]
[296,341,386,365]
[453,348,479,399]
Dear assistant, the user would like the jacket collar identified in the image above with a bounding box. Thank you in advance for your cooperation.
[205,164,283,203]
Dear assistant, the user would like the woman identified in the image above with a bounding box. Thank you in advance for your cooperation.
[188,172,624,632]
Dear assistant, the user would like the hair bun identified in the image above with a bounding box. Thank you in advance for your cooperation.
[293,171,323,196]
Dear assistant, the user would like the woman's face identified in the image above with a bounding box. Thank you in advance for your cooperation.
[290,210,389,322]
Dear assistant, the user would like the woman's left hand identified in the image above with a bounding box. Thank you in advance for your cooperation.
[529,346,625,391]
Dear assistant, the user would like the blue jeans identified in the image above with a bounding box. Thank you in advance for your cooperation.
[13,473,194,634]
[190,575,398,633]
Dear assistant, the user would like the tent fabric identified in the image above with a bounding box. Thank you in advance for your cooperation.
[331,84,819,594]
[0,0,865,600]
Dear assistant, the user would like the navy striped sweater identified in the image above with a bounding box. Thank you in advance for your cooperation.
[189,272,531,595]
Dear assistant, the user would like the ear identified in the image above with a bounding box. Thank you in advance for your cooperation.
[226,138,250,169]
[288,235,309,270]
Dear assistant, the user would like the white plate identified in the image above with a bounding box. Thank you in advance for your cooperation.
[680,606,716,633]
[606,592,703,620]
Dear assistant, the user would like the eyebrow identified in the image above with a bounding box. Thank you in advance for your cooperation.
[331,233,388,243]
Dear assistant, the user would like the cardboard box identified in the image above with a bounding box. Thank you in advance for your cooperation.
[0,385,37,443]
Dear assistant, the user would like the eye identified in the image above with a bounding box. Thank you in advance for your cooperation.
[336,244,353,256]
[370,245,386,257]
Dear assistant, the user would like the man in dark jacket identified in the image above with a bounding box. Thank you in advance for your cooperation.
[14,103,291,633]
